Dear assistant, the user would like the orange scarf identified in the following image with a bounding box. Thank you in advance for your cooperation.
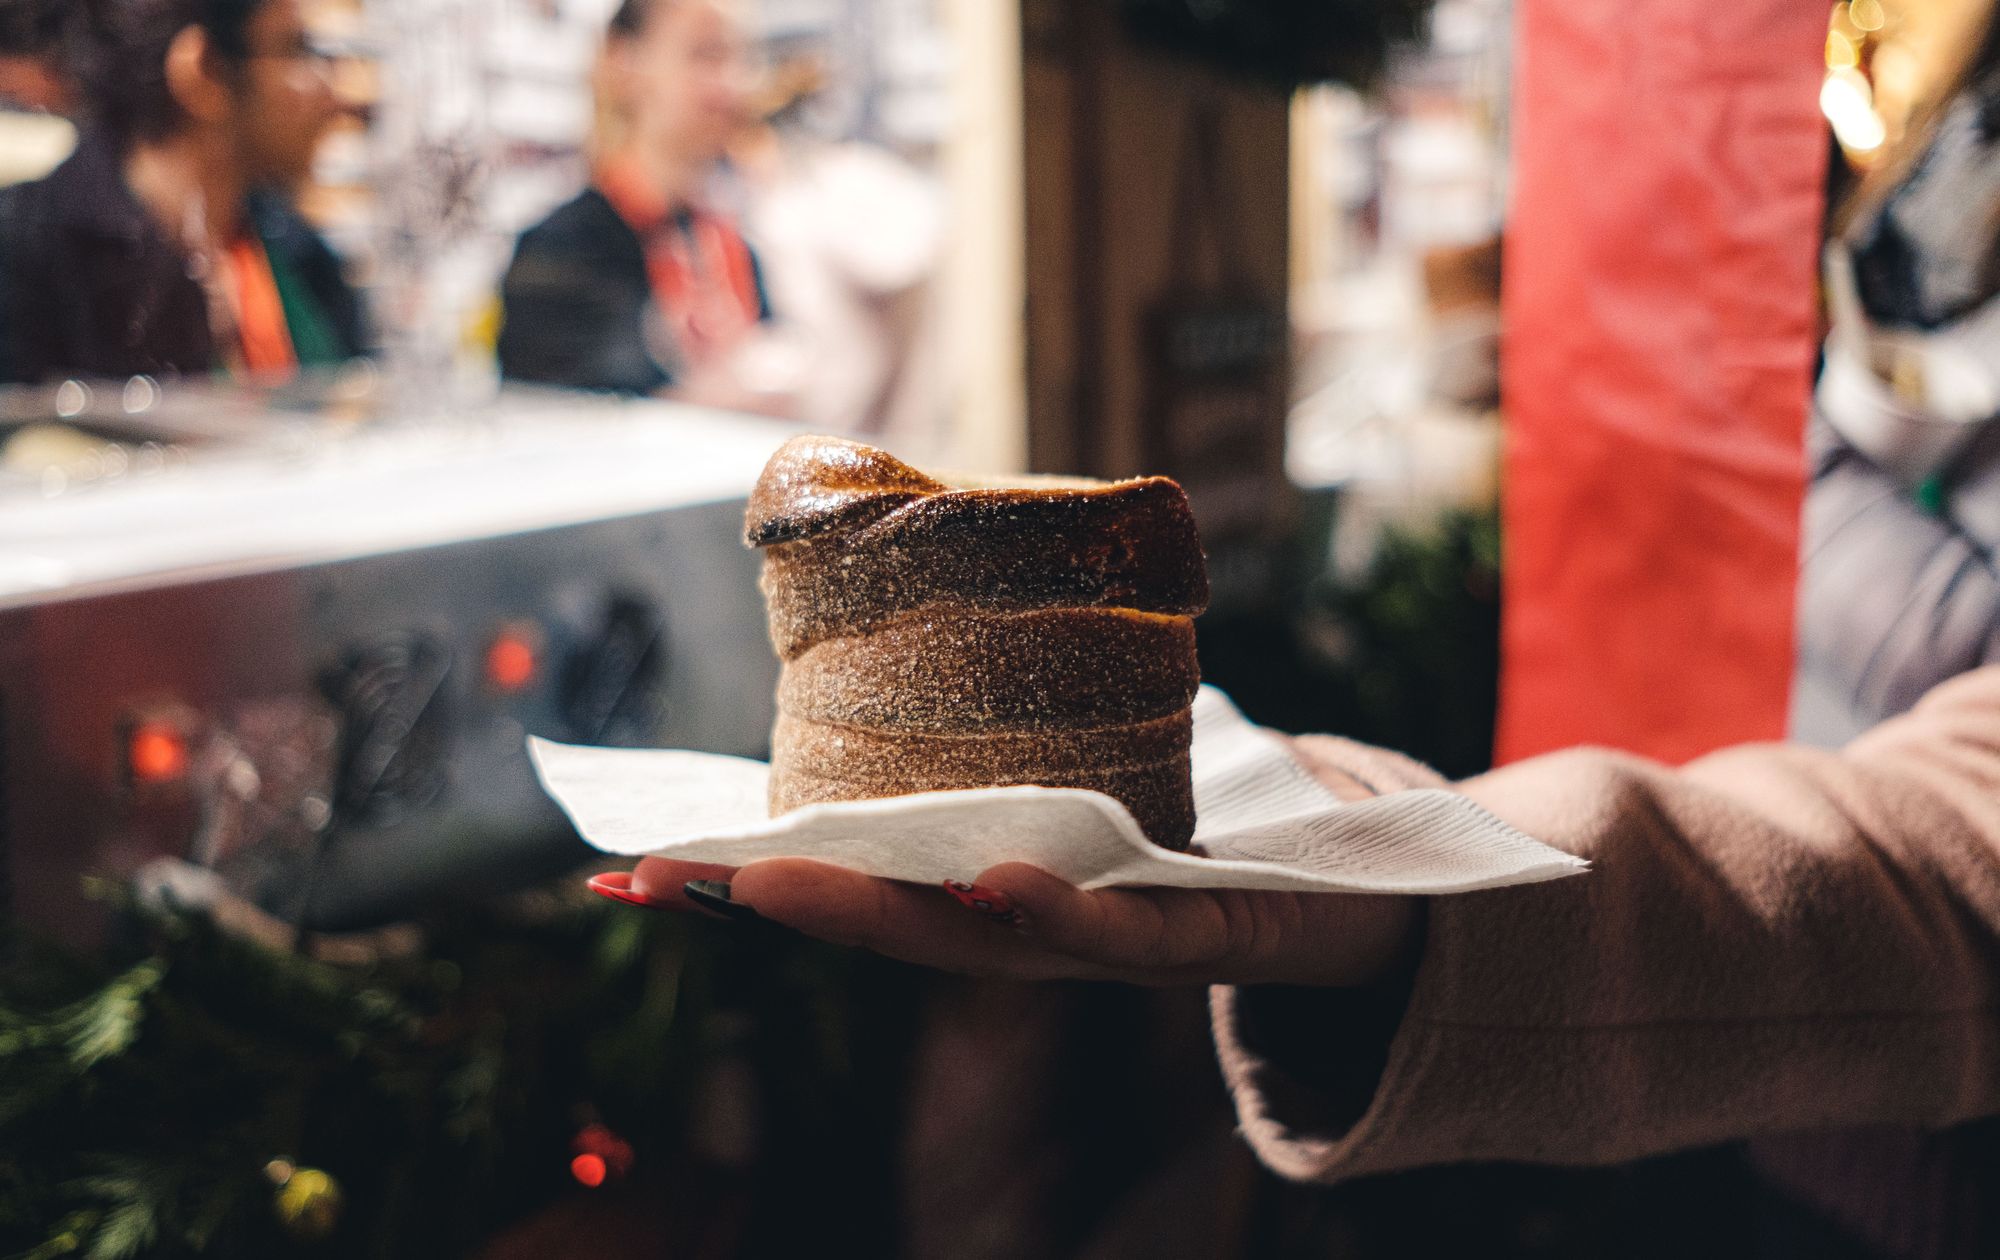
[224,235,297,378]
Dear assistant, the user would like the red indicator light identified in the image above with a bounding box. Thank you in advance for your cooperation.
[568,1121,634,1186]
[128,722,189,784]
[485,631,537,693]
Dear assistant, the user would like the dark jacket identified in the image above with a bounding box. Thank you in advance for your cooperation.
[496,187,767,395]
[1791,66,2000,748]
[1792,415,2000,744]
[0,131,365,384]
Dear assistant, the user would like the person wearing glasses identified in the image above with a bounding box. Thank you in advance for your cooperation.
[0,0,364,384]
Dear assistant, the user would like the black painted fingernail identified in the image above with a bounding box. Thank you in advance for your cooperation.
[684,880,764,923]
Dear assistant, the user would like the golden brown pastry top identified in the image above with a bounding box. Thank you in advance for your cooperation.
[745,434,1209,659]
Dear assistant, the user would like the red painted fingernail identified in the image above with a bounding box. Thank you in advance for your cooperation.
[587,871,671,909]
[943,880,1023,926]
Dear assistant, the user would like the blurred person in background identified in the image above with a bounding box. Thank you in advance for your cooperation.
[0,0,77,189]
[0,0,70,116]
[0,0,364,385]
[497,0,773,402]
[1795,12,2000,745]
[733,57,945,444]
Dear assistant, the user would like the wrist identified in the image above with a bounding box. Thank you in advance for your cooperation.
[1229,924,1421,1130]
[1337,892,1426,990]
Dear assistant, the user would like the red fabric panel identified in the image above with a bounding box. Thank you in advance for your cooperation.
[1495,0,1829,765]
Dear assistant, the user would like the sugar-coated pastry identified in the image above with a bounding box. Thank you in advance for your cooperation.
[747,435,1208,848]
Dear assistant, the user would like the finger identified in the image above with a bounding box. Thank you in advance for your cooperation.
[971,866,1421,986]
[729,859,1103,980]
[1287,736,1377,802]
[966,863,1255,978]
[628,856,743,913]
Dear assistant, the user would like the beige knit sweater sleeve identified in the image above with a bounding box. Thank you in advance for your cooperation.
[1212,666,2000,1183]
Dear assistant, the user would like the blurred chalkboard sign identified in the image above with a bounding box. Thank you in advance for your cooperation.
[1144,98,1290,551]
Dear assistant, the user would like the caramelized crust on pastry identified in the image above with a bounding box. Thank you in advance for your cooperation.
[748,435,1209,848]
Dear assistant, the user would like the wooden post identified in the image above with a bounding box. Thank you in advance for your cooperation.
[1021,0,1296,605]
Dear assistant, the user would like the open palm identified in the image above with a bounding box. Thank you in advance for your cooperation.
[625,855,1418,988]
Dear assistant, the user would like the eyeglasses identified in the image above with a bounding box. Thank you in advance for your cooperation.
[242,33,345,68]
[239,33,343,86]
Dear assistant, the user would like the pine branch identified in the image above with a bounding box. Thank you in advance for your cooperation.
[0,963,164,1129]
[67,1160,176,1260]
[81,1200,155,1260]
[1,882,734,1258]
[62,966,163,1072]
[12,1209,95,1260]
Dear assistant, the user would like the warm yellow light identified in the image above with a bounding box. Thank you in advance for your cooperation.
[1822,67,1887,152]
[1871,42,1916,105]
[1850,0,1886,33]
[1826,29,1859,68]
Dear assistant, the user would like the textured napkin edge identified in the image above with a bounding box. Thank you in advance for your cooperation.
[528,734,1590,894]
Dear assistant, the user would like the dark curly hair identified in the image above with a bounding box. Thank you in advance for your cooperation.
[0,0,67,56]
[67,0,267,146]
[607,0,683,41]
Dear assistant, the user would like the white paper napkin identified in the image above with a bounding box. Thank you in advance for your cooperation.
[528,687,1586,895]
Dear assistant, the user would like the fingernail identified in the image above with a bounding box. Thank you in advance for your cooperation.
[587,871,671,909]
[683,880,765,923]
[943,880,1023,926]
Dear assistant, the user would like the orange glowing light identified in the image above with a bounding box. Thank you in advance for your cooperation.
[128,723,189,783]
[484,632,537,692]
[570,1153,607,1187]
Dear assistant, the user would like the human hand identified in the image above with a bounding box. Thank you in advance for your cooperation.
[600,856,1418,989]
[587,737,1416,989]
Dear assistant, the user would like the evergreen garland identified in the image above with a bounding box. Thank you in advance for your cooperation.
[1314,505,1503,778]
[1198,503,1502,778]
[0,881,743,1259]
